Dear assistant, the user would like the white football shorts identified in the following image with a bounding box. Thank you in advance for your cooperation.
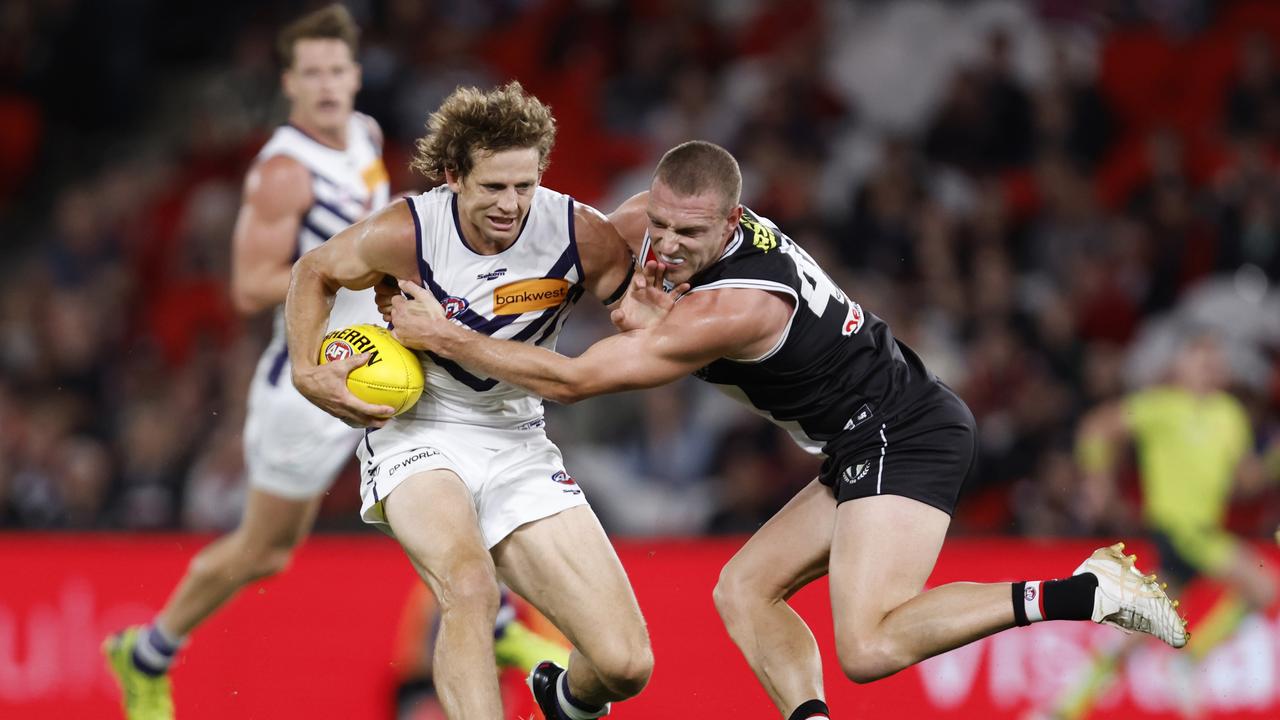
[356,417,590,548]
[243,347,364,500]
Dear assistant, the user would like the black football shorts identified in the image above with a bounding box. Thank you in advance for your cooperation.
[818,383,976,515]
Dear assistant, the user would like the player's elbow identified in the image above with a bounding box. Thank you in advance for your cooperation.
[1081,403,1127,443]
[542,370,599,405]
[288,252,332,298]
[233,260,298,315]
[231,272,279,315]
[230,282,272,316]
[544,382,587,405]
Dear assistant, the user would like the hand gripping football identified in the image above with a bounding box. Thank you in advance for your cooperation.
[319,324,424,416]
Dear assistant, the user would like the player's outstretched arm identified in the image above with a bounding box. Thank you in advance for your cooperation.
[285,199,419,425]
[390,282,785,403]
[1075,399,1134,525]
[230,155,313,314]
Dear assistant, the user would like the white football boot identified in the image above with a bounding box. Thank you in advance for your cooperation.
[1074,542,1188,648]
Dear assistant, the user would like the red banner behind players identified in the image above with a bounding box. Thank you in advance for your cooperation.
[0,534,1277,719]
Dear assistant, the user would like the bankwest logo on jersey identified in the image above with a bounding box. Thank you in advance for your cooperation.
[493,278,570,315]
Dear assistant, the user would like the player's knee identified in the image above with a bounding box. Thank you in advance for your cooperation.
[712,563,759,624]
[835,637,902,685]
[186,548,222,583]
[188,536,292,584]
[251,547,295,580]
[226,541,296,582]
[435,565,500,616]
[593,639,654,699]
[238,529,305,580]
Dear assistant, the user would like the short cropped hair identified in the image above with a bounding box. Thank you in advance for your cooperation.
[654,141,742,212]
[277,4,360,69]
[411,81,557,182]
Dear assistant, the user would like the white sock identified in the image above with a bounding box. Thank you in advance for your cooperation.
[132,623,185,675]
[1022,580,1046,623]
[557,670,609,719]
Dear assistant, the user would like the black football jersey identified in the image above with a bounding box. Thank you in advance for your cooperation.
[641,207,938,453]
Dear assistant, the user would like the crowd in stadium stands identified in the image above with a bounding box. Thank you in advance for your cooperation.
[1,0,1278,538]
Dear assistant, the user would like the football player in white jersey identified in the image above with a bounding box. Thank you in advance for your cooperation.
[286,82,651,719]
[101,9,563,720]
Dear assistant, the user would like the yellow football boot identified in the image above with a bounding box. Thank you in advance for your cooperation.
[102,626,174,720]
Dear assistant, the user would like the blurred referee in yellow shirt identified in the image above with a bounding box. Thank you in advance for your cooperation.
[1053,332,1280,719]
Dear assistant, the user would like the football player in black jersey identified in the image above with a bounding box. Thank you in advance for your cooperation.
[387,141,1188,720]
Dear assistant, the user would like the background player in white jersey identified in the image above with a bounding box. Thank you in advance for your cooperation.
[100,9,562,720]
[387,141,1190,720]
[100,8,384,719]
[286,82,652,719]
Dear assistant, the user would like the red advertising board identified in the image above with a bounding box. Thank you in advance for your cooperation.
[1,534,1277,719]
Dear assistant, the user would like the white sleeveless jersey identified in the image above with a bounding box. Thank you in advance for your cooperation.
[255,113,390,386]
[402,185,584,427]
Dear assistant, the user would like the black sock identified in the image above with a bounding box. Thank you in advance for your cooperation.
[1043,573,1098,620]
[788,699,830,720]
[1013,574,1099,626]
[1012,581,1031,626]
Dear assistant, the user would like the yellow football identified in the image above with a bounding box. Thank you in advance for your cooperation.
[318,324,424,417]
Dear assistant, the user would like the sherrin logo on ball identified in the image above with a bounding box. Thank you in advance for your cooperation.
[318,324,424,417]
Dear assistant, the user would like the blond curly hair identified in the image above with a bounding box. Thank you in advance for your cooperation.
[411,81,557,182]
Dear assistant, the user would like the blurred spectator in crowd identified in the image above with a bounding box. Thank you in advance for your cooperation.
[1032,40,1113,170]
[704,423,787,536]
[925,28,1032,174]
[1226,31,1280,141]
[838,136,924,278]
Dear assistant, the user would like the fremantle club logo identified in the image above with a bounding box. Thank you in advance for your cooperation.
[551,470,581,494]
[442,296,469,319]
[324,340,354,362]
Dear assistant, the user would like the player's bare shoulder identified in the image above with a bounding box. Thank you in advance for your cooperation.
[345,197,422,281]
[606,191,649,254]
[572,200,633,304]
[357,112,384,152]
[359,196,417,237]
[244,154,313,212]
